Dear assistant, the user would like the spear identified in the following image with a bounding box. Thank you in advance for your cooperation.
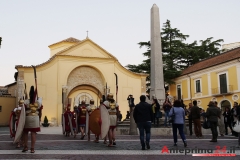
[31,65,38,100]
[114,73,118,103]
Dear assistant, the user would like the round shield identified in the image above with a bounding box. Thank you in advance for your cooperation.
[100,105,110,139]
[9,112,16,138]
[14,106,25,144]
[89,109,101,135]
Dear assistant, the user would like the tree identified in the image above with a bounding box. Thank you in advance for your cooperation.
[126,20,224,94]
[161,20,189,83]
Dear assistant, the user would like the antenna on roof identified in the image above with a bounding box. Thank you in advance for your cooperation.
[86,31,89,38]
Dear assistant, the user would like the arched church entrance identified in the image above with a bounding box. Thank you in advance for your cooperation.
[220,100,231,111]
[63,66,105,110]
[75,92,93,106]
[67,85,103,107]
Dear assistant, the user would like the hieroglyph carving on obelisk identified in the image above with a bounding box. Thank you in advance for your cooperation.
[150,4,165,102]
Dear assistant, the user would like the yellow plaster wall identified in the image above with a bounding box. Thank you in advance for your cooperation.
[0,96,16,126]
[228,66,238,90]
[211,72,218,90]
[62,42,110,58]
[190,78,194,98]
[169,83,176,99]
[182,79,188,99]
[202,74,208,96]
[50,42,76,57]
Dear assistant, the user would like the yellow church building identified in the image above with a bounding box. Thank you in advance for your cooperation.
[12,37,147,126]
[169,47,240,110]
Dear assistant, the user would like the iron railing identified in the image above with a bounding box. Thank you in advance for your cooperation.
[211,85,233,95]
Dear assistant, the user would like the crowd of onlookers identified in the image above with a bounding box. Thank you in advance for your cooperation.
[131,94,240,150]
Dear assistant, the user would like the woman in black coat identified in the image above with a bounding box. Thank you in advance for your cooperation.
[223,107,233,135]
[152,99,160,126]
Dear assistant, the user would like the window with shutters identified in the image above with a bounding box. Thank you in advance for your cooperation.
[177,85,182,100]
[195,79,201,93]
[219,73,227,94]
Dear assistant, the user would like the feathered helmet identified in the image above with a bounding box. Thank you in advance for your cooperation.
[90,99,94,104]
[19,99,24,105]
[81,100,85,104]
[29,86,35,104]
[107,93,114,100]
[66,104,71,111]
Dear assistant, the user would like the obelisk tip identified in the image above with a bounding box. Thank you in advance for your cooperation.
[152,4,158,8]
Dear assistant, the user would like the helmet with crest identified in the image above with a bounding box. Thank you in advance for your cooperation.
[107,93,114,100]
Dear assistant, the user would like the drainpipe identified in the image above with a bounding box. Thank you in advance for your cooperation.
[187,74,192,103]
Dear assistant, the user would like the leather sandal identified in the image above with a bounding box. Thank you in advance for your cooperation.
[16,142,21,148]
[22,146,28,152]
[30,148,35,153]
[94,139,99,143]
[107,143,113,147]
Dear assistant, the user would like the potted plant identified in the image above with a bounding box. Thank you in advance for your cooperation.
[42,116,50,127]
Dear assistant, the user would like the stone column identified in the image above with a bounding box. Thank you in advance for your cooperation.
[16,71,25,104]
[150,4,165,103]
[129,107,138,135]
[62,86,68,113]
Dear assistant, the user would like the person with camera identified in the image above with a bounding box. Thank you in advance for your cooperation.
[163,98,172,127]
[127,94,135,111]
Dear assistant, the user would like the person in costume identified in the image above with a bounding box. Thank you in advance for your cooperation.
[22,86,43,153]
[78,100,87,140]
[72,106,78,138]
[63,104,73,137]
[103,93,119,146]
[87,99,99,142]
[12,100,24,148]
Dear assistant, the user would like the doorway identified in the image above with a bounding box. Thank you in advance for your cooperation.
[221,100,231,112]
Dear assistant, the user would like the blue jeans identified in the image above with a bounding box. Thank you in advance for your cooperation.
[172,123,186,143]
[137,122,151,147]
[164,111,170,126]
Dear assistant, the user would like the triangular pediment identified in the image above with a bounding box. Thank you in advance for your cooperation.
[55,38,116,59]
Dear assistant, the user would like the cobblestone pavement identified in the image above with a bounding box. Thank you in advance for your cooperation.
[0,127,239,160]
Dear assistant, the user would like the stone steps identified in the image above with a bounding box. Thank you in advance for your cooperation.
[117,118,204,128]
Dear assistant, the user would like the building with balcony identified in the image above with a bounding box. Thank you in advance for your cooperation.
[169,46,240,110]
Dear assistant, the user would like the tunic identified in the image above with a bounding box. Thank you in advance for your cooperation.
[78,106,87,126]
[103,100,119,129]
[23,100,43,132]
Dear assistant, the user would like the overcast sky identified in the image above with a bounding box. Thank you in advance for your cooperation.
[0,0,239,86]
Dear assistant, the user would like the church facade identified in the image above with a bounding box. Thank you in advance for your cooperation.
[15,37,147,126]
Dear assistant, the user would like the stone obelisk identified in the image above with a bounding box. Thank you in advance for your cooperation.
[150,4,165,102]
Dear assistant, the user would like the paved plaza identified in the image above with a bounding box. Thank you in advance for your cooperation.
[0,126,240,160]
